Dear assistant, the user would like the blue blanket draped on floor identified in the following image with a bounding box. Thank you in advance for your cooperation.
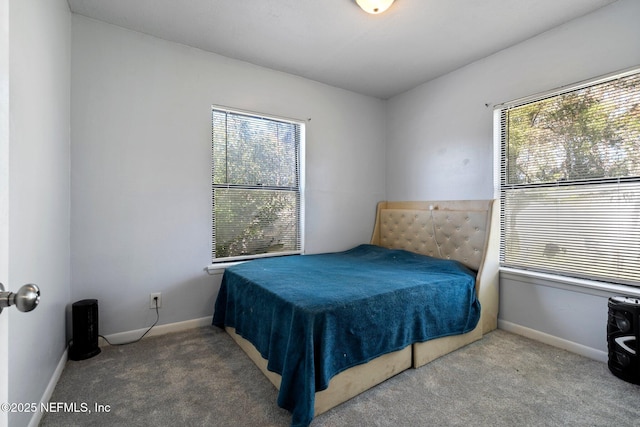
[212,244,480,427]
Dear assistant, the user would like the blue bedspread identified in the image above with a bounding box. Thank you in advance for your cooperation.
[212,244,480,427]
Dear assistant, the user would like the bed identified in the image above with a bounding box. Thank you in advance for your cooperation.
[212,199,499,427]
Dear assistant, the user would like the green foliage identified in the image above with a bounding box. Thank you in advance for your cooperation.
[212,110,301,259]
[501,73,640,285]
[506,74,640,185]
[214,189,298,258]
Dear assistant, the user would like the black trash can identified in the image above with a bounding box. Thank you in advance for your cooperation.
[607,296,640,384]
[69,299,101,361]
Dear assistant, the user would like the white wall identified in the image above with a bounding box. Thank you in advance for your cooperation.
[386,0,640,358]
[70,16,387,336]
[0,0,9,424]
[8,0,71,425]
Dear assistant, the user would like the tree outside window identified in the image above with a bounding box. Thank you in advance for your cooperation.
[499,70,640,286]
[212,108,304,262]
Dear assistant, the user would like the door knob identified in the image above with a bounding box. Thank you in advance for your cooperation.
[0,283,40,314]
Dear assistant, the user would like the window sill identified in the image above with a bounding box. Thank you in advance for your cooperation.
[500,267,640,298]
[206,251,303,274]
[206,261,247,274]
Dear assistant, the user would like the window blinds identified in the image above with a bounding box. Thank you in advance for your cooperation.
[211,107,303,262]
[498,69,640,287]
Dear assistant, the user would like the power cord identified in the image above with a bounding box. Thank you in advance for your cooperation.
[429,205,443,258]
[99,297,160,346]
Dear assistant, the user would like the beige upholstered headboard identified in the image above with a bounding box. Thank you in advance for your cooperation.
[370,200,499,333]
[371,200,492,271]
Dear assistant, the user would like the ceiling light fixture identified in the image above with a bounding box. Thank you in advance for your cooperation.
[355,0,395,15]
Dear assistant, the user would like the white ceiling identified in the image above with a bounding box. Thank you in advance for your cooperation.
[66,0,618,99]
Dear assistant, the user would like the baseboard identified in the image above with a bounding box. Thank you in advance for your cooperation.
[28,347,68,427]
[498,319,608,363]
[99,316,213,346]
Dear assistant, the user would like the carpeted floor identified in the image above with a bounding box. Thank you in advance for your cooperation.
[40,326,640,427]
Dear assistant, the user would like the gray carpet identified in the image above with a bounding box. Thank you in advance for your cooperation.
[40,327,640,427]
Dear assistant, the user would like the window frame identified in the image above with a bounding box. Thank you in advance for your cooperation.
[210,105,305,266]
[493,66,640,289]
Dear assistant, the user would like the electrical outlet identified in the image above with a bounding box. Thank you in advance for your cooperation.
[149,292,162,309]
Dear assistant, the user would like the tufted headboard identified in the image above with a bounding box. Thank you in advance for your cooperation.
[370,200,500,332]
[370,200,493,270]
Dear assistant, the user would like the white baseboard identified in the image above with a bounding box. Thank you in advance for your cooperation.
[28,347,68,427]
[498,319,608,363]
[99,316,213,346]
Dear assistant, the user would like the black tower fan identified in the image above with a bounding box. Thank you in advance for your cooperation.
[607,296,640,384]
[69,299,101,361]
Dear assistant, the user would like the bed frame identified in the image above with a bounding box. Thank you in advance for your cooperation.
[225,199,499,417]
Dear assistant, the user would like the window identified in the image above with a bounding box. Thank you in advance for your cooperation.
[496,68,640,287]
[211,106,304,263]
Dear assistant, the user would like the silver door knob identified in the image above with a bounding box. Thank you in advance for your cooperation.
[0,283,40,314]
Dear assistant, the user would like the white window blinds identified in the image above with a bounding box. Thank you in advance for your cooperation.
[497,69,640,287]
[211,107,304,262]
